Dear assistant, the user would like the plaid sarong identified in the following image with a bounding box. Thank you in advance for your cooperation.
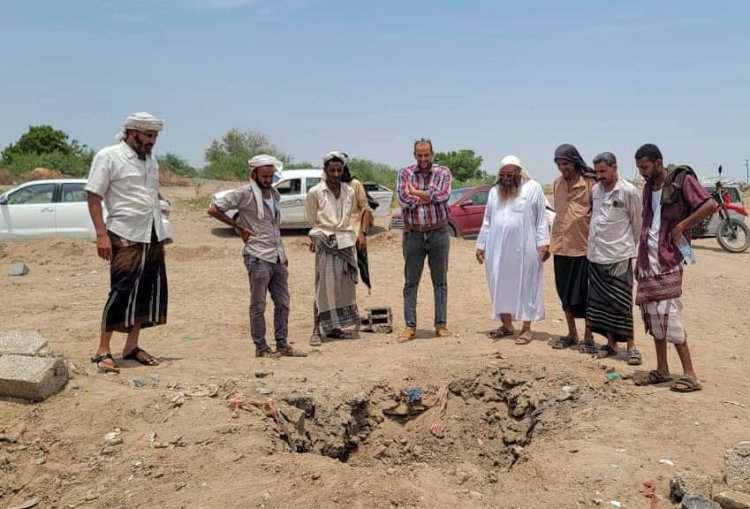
[587,260,634,342]
[311,234,359,334]
[102,230,168,333]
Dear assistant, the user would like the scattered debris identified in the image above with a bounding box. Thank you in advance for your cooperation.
[660,458,676,466]
[680,494,720,509]
[104,429,123,446]
[429,385,449,438]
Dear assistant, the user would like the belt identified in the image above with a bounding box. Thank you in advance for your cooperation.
[405,221,447,232]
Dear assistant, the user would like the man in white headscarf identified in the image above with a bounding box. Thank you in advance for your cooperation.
[306,151,360,346]
[208,155,307,358]
[475,155,551,345]
[85,112,168,373]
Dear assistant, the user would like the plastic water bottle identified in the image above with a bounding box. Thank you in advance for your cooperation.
[677,237,696,265]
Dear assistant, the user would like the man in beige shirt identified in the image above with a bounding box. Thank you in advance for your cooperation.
[306,151,360,346]
[549,144,597,351]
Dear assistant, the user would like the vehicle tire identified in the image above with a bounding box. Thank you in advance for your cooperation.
[232,213,242,236]
[716,218,750,253]
[448,222,459,238]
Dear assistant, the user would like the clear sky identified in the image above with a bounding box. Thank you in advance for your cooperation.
[1,0,748,184]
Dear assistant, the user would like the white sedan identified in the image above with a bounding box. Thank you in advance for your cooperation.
[0,179,172,241]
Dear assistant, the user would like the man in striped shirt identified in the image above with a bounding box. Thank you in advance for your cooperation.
[396,139,453,342]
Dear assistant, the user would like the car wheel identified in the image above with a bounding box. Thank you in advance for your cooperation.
[448,223,459,238]
[232,213,242,236]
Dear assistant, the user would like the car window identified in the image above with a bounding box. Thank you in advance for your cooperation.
[276,178,302,195]
[61,182,87,203]
[469,190,489,206]
[704,186,741,204]
[306,177,321,191]
[449,188,470,205]
[8,183,56,205]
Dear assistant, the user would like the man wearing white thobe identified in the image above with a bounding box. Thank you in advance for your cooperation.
[476,155,550,345]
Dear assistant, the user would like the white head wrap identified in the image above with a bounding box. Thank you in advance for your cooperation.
[322,151,349,166]
[498,155,532,180]
[248,154,283,172]
[116,112,164,140]
[246,155,283,222]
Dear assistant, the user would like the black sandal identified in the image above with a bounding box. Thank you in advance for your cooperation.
[595,345,618,359]
[552,335,578,349]
[123,346,159,366]
[578,340,599,354]
[91,353,120,373]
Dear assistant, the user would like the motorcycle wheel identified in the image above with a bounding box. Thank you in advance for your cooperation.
[716,218,750,253]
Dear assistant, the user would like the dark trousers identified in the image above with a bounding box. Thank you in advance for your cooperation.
[244,255,290,350]
[402,226,450,329]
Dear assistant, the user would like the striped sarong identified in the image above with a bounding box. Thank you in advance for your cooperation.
[102,230,168,333]
[636,247,686,343]
[586,259,634,342]
[311,234,359,334]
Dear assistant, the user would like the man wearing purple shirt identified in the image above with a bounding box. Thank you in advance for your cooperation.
[396,139,453,342]
[633,144,714,392]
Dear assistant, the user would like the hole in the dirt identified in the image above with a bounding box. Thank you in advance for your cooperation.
[276,366,580,469]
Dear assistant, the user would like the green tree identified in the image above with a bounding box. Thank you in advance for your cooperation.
[159,152,198,177]
[433,149,483,182]
[285,161,317,170]
[348,158,398,186]
[203,129,290,180]
[2,125,74,164]
[0,125,95,176]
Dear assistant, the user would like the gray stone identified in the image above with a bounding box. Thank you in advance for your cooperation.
[715,490,750,509]
[671,471,718,501]
[0,331,52,357]
[0,355,69,401]
[8,261,29,276]
[681,495,721,509]
[726,442,750,486]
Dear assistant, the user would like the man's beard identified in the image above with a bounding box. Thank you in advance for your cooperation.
[132,136,153,158]
[498,176,521,200]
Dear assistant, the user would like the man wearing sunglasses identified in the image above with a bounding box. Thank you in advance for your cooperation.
[396,139,453,342]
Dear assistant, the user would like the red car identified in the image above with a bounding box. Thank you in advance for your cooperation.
[390,186,491,238]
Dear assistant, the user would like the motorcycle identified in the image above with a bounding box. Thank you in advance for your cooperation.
[691,166,750,253]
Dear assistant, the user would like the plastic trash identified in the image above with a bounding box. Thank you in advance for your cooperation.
[606,372,620,381]
[659,458,675,466]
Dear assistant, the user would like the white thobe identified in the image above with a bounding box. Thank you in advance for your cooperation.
[475,180,550,321]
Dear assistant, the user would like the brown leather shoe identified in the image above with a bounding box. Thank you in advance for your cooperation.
[277,346,308,357]
[399,328,416,343]
[435,327,452,338]
[255,346,280,358]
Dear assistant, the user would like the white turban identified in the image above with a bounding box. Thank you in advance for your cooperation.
[499,155,532,180]
[124,112,164,132]
[322,151,349,166]
[116,112,164,140]
[248,154,283,172]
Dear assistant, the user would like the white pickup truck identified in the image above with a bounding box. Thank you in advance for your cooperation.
[210,169,393,229]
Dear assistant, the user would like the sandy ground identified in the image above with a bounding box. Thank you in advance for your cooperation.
[1,181,749,509]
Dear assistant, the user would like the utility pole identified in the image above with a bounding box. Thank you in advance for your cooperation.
[745,159,749,184]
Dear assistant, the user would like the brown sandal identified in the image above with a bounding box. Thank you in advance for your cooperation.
[487,326,515,339]
[634,370,672,386]
[514,331,533,345]
[91,353,119,373]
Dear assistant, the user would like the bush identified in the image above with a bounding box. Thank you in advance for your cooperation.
[0,150,93,177]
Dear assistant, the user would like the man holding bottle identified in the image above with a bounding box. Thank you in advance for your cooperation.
[633,144,714,392]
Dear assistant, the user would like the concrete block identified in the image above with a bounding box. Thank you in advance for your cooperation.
[0,331,51,357]
[727,442,750,486]
[8,261,29,276]
[715,490,750,509]
[0,355,69,401]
